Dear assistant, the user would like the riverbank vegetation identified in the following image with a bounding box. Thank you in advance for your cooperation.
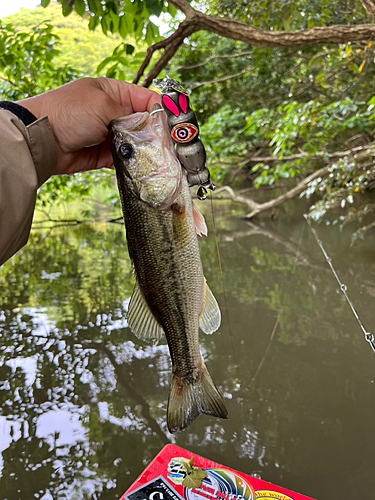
[1,0,375,233]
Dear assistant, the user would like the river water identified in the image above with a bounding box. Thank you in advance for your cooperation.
[1,197,375,500]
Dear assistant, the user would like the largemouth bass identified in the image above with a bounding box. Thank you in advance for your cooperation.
[110,107,228,433]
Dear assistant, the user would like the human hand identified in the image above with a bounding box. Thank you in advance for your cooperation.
[19,77,161,175]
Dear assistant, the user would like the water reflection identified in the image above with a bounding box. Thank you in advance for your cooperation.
[1,204,375,499]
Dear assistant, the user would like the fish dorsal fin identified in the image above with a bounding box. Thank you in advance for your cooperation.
[192,202,207,237]
[199,280,221,334]
[127,281,164,344]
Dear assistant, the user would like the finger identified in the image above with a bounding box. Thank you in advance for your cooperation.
[95,77,161,115]
[96,137,115,170]
[126,82,161,114]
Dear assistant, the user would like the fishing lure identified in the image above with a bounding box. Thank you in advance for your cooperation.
[153,76,215,200]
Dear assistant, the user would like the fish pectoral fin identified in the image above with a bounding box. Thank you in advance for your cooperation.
[192,202,207,237]
[127,281,164,344]
[199,280,221,334]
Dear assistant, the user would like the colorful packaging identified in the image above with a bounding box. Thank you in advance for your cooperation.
[120,444,315,500]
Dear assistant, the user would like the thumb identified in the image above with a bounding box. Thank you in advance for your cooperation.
[94,77,161,118]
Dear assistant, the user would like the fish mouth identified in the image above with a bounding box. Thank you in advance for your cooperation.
[110,112,149,132]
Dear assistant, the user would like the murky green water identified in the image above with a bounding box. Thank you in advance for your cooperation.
[2,198,375,500]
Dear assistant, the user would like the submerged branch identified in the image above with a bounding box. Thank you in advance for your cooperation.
[244,222,326,271]
[244,166,330,219]
[214,186,259,211]
[214,166,330,219]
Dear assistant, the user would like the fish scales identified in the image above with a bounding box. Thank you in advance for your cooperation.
[110,108,228,432]
[119,175,203,378]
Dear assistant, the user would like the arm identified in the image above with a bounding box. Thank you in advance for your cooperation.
[0,77,160,266]
[0,106,57,265]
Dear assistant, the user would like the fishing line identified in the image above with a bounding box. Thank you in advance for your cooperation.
[149,108,164,116]
[304,214,375,354]
[251,220,306,383]
[209,192,240,379]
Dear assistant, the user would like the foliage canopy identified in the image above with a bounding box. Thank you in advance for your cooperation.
[1,0,375,229]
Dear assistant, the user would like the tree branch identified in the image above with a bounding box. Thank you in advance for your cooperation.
[135,0,375,87]
[213,166,330,219]
[136,20,197,86]
[213,186,259,211]
[195,16,375,48]
[174,50,254,70]
[223,144,375,219]
[133,20,196,85]
[360,0,375,22]
[244,144,372,164]
[188,68,254,89]
[244,166,330,219]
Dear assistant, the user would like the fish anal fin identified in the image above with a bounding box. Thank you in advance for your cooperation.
[192,202,207,237]
[127,281,164,344]
[199,280,221,334]
[167,362,228,433]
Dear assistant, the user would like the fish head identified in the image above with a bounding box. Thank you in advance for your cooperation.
[110,109,182,209]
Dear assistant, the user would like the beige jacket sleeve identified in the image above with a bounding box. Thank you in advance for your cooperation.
[0,109,57,266]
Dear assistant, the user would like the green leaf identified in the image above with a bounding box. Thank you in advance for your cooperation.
[87,0,98,14]
[60,0,73,16]
[101,15,108,35]
[88,15,100,30]
[109,10,119,33]
[125,43,134,55]
[106,1,117,14]
[145,22,153,45]
[106,63,118,78]
[74,0,86,16]
[119,14,133,38]
[41,0,51,7]
[146,0,163,17]
[348,63,358,72]
[167,3,177,16]
[96,56,113,73]
[124,0,142,15]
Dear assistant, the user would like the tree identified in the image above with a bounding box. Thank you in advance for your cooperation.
[2,3,124,76]
[4,0,375,227]
[45,0,375,230]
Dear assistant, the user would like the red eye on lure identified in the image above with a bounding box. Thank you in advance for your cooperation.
[171,123,198,143]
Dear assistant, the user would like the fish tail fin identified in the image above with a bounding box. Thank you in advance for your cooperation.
[167,362,228,433]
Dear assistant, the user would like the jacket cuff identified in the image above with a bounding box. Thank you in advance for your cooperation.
[0,103,58,187]
[0,101,37,126]
[26,116,58,187]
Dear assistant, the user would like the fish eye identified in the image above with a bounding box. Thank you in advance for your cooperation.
[119,143,133,159]
[171,123,198,143]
